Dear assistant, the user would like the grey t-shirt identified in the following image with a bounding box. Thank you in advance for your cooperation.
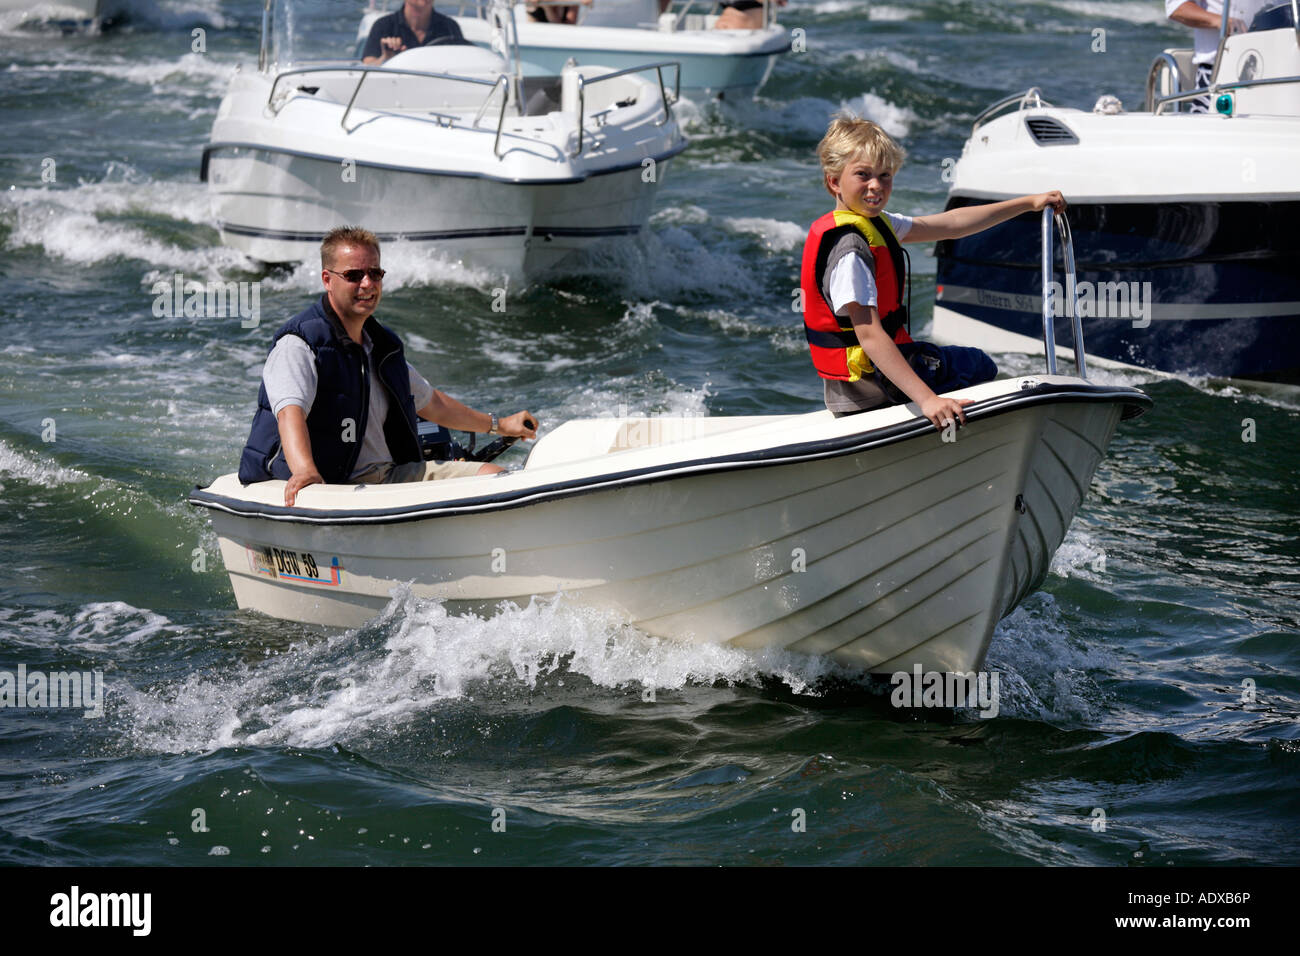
[262,332,435,480]
[820,212,912,414]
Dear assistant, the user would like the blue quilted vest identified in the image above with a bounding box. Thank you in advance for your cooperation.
[237,295,422,485]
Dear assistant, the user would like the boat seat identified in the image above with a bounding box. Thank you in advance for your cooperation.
[1157,48,1196,96]
[524,416,789,470]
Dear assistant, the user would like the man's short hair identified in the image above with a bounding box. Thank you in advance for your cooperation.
[817,114,906,196]
[321,226,380,268]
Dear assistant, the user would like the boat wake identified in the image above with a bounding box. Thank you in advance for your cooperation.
[121,588,857,754]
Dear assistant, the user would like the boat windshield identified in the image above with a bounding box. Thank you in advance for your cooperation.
[262,0,381,69]
[1244,0,1297,31]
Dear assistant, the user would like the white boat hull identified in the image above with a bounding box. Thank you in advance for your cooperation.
[191,376,1150,674]
[455,14,787,99]
[203,48,685,280]
[206,145,666,277]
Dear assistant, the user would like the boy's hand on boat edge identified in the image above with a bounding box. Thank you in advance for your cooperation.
[920,395,970,432]
[285,469,324,507]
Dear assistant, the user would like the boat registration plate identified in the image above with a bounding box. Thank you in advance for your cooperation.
[246,544,343,587]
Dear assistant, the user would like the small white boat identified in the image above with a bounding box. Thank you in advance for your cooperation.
[934,0,1300,387]
[357,0,789,100]
[190,214,1151,675]
[203,0,686,280]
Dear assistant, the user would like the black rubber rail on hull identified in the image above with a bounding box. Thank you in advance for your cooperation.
[188,381,1152,526]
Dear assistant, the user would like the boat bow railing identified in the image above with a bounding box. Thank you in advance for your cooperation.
[1040,207,1088,379]
[265,65,514,156]
[572,60,680,155]
[970,87,1048,133]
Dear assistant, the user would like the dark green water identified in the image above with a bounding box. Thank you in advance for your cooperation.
[0,0,1297,866]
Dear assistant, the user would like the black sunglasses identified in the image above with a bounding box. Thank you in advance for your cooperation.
[327,267,386,283]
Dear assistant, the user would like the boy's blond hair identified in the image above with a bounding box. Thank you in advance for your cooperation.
[817,114,906,197]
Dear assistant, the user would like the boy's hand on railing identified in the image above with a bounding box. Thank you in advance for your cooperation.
[920,395,971,431]
[1029,190,1067,215]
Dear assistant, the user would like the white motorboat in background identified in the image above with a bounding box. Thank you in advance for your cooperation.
[202,0,686,280]
[190,212,1151,676]
[358,0,789,100]
[933,0,1300,387]
[0,0,103,28]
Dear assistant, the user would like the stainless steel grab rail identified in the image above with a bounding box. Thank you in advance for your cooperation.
[1040,207,1088,379]
[970,87,1045,133]
[572,60,680,155]
[263,65,511,150]
[1144,51,1185,111]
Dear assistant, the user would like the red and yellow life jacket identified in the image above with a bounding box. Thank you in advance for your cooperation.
[799,209,912,382]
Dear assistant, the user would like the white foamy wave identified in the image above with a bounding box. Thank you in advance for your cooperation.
[6,51,236,98]
[0,438,92,487]
[68,602,186,651]
[558,226,756,300]
[868,3,915,20]
[805,0,857,13]
[1057,1,1169,25]
[123,590,844,752]
[680,306,805,354]
[0,601,185,653]
[552,377,712,422]
[373,239,504,292]
[850,47,923,74]
[721,217,806,253]
[986,593,1113,724]
[112,0,233,31]
[2,175,254,277]
[650,204,710,227]
[1049,527,1109,581]
[988,350,1169,390]
[0,1,99,31]
[838,92,917,137]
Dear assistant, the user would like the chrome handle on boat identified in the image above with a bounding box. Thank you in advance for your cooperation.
[970,87,1045,133]
[1292,0,1300,48]
[258,0,272,73]
[1144,52,1185,112]
[570,61,680,156]
[1210,0,1236,87]
[1040,207,1088,379]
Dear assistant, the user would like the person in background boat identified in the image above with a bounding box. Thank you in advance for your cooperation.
[714,0,783,30]
[362,0,467,65]
[238,227,538,506]
[1164,1,1246,112]
[525,0,593,24]
[803,115,1066,430]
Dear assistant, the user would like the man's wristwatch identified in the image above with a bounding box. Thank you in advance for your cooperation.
[488,412,499,435]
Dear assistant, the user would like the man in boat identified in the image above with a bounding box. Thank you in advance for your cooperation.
[802,115,1066,430]
[525,0,593,24]
[237,226,538,506]
[714,0,783,30]
[1164,1,1247,112]
[362,0,468,65]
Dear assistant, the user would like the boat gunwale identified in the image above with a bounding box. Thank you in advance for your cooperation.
[187,381,1151,526]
